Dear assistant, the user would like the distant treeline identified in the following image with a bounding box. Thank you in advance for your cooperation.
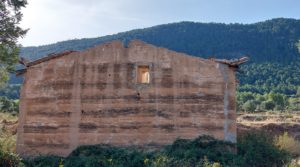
[238,61,300,95]
[237,62,300,112]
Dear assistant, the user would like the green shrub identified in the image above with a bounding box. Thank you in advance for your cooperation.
[261,100,276,111]
[201,157,221,167]
[23,155,61,167]
[237,131,291,167]
[162,135,236,166]
[0,150,23,167]
[68,144,148,167]
[242,100,257,112]
[22,133,293,167]
[0,97,19,113]
[288,98,300,111]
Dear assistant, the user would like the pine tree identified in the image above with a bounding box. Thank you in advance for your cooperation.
[0,0,27,85]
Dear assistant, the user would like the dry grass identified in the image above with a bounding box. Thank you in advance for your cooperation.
[237,112,300,125]
[0,112,18,122]
[275,132,300,156]
[0,112,18,153]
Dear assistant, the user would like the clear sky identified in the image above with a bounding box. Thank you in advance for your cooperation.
[20,0,300,47]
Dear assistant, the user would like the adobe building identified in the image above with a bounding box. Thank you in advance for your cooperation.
[16,40,247,157]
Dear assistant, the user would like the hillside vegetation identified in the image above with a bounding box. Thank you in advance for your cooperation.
[20,18,300,63]
[2,18,299,112]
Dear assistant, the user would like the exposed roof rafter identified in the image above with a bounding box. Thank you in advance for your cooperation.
[213,57,249,67]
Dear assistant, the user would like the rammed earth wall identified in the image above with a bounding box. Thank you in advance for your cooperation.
[17,40,237,157]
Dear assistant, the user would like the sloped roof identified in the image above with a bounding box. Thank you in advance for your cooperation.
[27,50,77,67]
[16,50,77,76]
[16,40,248,76]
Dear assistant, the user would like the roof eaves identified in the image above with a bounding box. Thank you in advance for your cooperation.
[26,50,77,67]
[15,68,26,76]
[213,57,249,67]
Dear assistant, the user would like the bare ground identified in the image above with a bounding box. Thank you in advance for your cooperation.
[237,112,300,141]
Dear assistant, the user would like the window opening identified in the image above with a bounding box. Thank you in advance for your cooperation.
[137,66,150,84]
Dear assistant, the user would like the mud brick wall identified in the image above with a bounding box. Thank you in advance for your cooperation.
[17,40,237,157]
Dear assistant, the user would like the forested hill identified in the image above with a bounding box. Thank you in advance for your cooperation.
[20,18,300,63]
[3,18,299,100]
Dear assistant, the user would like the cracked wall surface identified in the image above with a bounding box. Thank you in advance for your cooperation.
[17,40,237,157]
